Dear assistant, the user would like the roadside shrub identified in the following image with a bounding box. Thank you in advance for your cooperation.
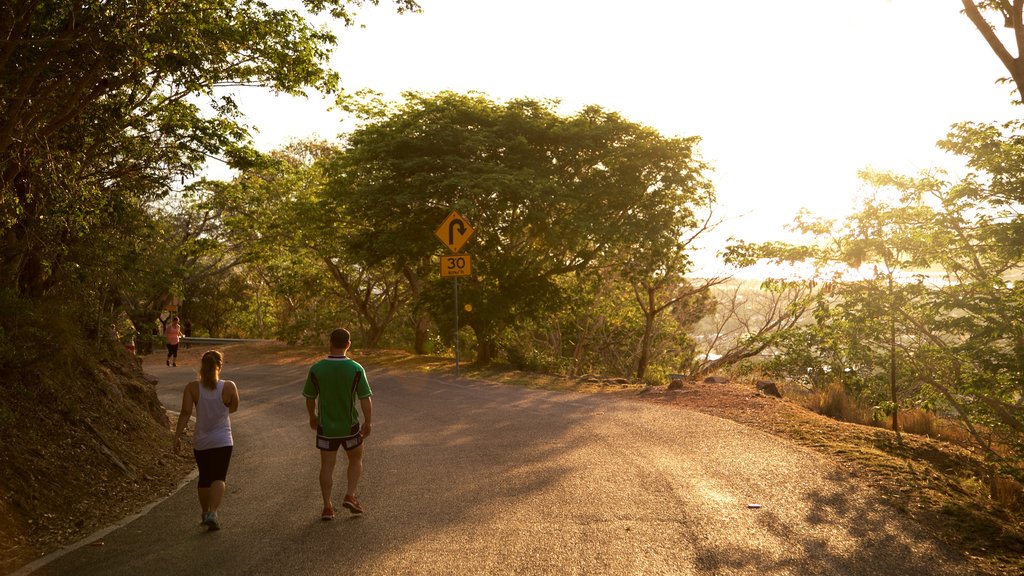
[934,418,974,446]
[991,476,1024,511]
[501,339,531,368]
[898,408,938,438]
[803,383,871,425]
[0,290,85,372]
[505,343,560,373]
[641,366,669,388]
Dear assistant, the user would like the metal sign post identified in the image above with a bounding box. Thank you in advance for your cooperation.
[454,277,460,378]
[435,210,475,378]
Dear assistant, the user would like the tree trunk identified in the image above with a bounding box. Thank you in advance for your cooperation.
[569,317,597,378]
[473,327,495,365]
[890,314,901,440]
[403,262,431,354]
[634,282,659,381]
[636,311,656,380]
[889,275,901,442]
[413,313,430,354]
[363,320,384,348]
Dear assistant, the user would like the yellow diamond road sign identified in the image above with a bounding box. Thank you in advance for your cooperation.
[435,210,474,253]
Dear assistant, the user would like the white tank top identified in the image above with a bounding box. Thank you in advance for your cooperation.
[194,379,233,450]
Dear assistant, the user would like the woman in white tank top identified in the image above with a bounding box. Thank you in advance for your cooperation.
[173,350,240,530]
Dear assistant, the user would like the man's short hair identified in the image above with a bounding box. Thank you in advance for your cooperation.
[330,328,351,349]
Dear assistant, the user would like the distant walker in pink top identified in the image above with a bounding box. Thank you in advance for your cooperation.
[166,317,182,367]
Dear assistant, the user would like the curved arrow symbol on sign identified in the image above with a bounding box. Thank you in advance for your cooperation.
[449,219,467,246]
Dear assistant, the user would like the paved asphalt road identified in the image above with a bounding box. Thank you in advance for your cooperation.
[26,357,979,576]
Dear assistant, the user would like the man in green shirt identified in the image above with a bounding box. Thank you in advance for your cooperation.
[303,328,373,518]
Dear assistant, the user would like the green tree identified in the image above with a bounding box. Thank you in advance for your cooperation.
[0,0,418,347]
[730,198,937,435]
[834,195,934,437]
[330,91,716,364]
[200,140,410,345]
[730,121,1024,458]
[864,122,1024,455]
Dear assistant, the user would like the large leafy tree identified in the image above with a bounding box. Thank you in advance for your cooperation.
[875,122,1024,455]
[622,220,721,380]
[329,91,716,364]
[0,0,418,342]
[728,199,934,429]
[729,122,1024,458]
[199,139,410,345]
[812,197,933,437]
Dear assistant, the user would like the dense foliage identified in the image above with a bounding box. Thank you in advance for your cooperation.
[192,92,719,378]
[0,0,418,366]
[727,120,1024,464]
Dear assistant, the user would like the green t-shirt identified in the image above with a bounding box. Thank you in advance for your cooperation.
[302,356,371,437]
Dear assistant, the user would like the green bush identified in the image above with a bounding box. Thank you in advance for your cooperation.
[503,342,563,373]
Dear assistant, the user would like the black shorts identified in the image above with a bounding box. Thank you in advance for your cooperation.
[166,343,179,356]
[316,424,362,452]
[194,445,233,487]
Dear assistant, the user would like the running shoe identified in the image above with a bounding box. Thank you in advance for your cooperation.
[321,505,336,520]
[342,495,364,514]
[203,511,220,531]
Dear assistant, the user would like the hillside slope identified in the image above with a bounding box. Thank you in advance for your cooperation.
[0,344,194,573]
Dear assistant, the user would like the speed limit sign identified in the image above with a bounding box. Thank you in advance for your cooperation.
[440,254,472,277]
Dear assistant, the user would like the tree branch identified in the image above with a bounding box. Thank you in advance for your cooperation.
[962,0,1024,100]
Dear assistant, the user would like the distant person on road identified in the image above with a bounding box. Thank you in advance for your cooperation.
[303,328,373,518]
[174,350,240,531]
[165,317,182,366]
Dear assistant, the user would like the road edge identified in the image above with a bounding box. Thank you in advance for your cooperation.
[9,412,198,576]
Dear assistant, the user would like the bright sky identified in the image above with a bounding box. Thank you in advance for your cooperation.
[215,0,1019,269]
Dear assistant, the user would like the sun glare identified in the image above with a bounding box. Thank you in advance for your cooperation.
[227,0,1015,268]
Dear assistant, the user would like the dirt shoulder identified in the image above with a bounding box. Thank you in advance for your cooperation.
[641,383,1024,576]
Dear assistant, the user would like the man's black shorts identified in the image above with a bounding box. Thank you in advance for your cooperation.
[316,424,362,452]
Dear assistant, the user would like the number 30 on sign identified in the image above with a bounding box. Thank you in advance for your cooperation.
[440,254,471,277]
